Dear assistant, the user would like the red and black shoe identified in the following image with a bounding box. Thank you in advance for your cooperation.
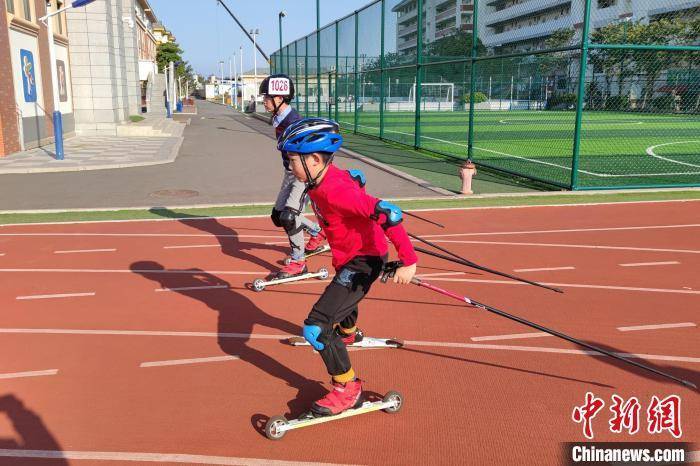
[337,327,364,345]
[304,230,327,255]
[311,379,363,416]
[274,260,308,280]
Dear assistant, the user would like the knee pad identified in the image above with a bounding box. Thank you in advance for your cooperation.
[279,208,297,233]
[270,208,283,228]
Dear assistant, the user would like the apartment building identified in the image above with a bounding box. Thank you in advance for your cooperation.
[479,0,700,54]
[392,0,475,55]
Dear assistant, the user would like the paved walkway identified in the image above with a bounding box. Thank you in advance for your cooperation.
[0,135,182,174]
[0,101,443,211]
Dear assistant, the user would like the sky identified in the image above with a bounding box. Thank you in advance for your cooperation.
[149,0,374,77]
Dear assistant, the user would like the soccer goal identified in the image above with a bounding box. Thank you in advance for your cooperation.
[409,82,455,111]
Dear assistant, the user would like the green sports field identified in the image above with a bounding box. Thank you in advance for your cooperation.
[333,110,700,189]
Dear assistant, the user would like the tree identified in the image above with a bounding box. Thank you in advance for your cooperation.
[589,23,628,103]
[627,19,686,110]
[156,41,183,74]
[156,41,198,97]
[536,28,576,95]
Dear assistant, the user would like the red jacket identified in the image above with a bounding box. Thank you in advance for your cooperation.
[309,164,418,270]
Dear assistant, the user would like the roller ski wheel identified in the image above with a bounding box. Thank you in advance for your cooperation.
[265,415,288,440]
[264,391,403,440]
[382,391,403,414]
[318,267,329,280]
[252,279,266,292]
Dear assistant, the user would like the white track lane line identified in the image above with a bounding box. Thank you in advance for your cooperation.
[1,328,697,364]
[163,244,221,249]
[0,450,355,466]
[427,239,700,254]
[618,322,697,332]
[0,200,698,227]
[54,248,116,254]
[140,355,239,368]
[423,223,700,238]
[471,332,552,342]
[0,268,265,275]
[424,277,700,295]
[619,261,681,267]
[156,285,230,292]
[401,340,700,363]
[0,369,59,380]
[0,253,5,256]
[16,292,95,300]
[513,266,575,272]
[0,233,287,238]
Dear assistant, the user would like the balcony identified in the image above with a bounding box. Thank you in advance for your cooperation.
[397,8,417,24]
[484,0,571,27]
[397,37,417,50]
[398,22,418,37]
[481,16,572,47]
[435,6,457,22]
[435,26,457,39]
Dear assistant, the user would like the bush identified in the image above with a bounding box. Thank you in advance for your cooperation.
[129,115,145,123]
[605,95,630,111]
[461,91,487,104]
[545,93,577,110]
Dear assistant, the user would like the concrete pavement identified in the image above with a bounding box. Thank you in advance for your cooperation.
[0,101,444,211]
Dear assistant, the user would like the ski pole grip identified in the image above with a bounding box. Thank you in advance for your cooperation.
[381,260,403,283]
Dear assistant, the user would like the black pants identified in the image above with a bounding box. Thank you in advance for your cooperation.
[305,255,386,377]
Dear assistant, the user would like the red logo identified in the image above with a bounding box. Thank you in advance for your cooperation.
[572,392,606,439]
[609,394,641,435]
[573,393,683,439]
[647,395,682,438]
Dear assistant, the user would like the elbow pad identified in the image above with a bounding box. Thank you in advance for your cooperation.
[372,200,403,230]
[347,169,366,188]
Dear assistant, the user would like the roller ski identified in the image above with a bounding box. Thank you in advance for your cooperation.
[287,327,403,349]
[252,264,329,292]
[264,386,403,441]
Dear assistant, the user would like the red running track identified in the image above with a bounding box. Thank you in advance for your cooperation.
[0,200,698,465]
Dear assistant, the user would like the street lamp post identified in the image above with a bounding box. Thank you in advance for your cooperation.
[250,28,260,107]
[232,51,237,110]
[39,0,96,160]
[278,11,286,71]
[239,45,243,107]
[219,60,225,104]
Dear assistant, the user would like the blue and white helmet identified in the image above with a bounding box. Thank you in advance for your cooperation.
[278,118,343,154]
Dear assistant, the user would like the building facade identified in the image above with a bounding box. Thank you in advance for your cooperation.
[1,0,74,156]
[478,0,700,54]
[392,0,475,55]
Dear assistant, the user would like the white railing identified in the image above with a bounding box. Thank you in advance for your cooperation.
[483,0,571,27]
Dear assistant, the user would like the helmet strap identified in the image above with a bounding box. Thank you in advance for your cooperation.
[302,153,335,190]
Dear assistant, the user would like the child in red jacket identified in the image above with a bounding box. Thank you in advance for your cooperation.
[278,118,417,416]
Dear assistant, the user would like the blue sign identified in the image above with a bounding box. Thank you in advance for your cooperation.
[20,49,36,103]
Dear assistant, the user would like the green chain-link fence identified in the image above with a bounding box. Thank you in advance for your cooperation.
[271,0,700,190]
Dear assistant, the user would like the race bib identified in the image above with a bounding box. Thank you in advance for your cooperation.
[268,77,291,96]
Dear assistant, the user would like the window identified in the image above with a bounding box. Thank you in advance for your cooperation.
[6,0,15,14]
[597,0,616,8]
[22,0,31,20]
[55,0,65,34]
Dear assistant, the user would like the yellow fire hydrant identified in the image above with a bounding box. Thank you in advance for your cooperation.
[459,161,477,195]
